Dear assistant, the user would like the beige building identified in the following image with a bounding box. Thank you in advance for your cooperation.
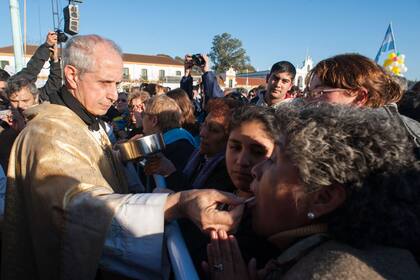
[221,67,266,90]
[0,45,184,90]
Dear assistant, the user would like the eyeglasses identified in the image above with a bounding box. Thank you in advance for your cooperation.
[303,87,349,98]
[117,98,127,103]
[129,104,144,110]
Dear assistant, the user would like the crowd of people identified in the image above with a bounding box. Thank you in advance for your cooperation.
[0,32,419,280]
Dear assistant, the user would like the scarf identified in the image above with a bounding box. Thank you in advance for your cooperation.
[163,127,198,147]
[57,87,103,131]
[182,149,225,188]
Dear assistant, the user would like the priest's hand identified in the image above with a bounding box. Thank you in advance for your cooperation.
[164,189,245,233]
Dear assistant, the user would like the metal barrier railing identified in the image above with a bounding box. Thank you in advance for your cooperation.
[166,221,200,280]
[153,175,200,280]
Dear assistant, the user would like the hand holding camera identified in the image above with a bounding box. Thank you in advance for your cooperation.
[184,54,194,76]
[198,54,210,72]
[184,53,210,75]
[46,31,58,47]
[0,109,13,126]
[46,31,61,62]
[56,29,68,43]
[6,108,26,132]
[191,54,205,67]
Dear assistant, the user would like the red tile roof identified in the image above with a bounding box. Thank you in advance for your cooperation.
[0,45,40,56]
[122,53,182,66]
[235,77,266,87]
[0,45,183,66]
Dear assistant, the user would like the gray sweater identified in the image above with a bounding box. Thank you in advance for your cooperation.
[281,240,420,280]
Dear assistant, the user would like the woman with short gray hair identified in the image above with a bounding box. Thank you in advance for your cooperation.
[207,102,420,279]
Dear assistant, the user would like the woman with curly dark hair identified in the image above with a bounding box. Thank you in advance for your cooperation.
[206,102,420,279]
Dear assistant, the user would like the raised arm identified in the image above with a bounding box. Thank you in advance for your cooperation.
[180,54,194,99]
[38,42,62,103]
[200,54,224,103]
[14,32,57,83]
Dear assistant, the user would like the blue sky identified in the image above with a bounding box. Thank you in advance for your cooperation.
[1,0,419,80]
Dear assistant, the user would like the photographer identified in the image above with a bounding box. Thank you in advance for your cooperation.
[0,32,62,173]
[0,77,37,172]
[181,54,224,106]
[0,70,11,110]
[13,31,62,103]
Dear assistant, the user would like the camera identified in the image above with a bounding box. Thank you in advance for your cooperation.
[0,109,11,118]
[0,109,12,122]
[56,29,68,43]
[191,54,205,67]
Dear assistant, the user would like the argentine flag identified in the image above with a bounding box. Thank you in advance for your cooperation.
[375,23,396,63]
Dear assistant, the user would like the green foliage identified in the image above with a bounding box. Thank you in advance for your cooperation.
[209,33,253,74]
[156,53,172,58]
[174,56,185,64]
[240,64,256,74]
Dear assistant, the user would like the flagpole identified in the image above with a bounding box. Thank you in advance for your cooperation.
[24,0,26,58]
[9,0,24,72]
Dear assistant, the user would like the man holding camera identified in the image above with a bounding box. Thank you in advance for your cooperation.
[181,54,224,106]
[0,70,11,111]
[0,32,62,173]
[12,31,62,103]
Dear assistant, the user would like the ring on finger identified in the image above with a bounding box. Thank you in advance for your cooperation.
[213,263,224,272]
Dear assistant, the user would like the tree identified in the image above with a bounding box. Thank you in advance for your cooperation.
[156,53,172,58]
[174,56,185,64]
[240,64,256,74]
[209,33,253,74]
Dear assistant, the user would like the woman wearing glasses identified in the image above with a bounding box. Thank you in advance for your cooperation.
[303,53,420,151]
[303,53,401,107]
[126,89,150,138]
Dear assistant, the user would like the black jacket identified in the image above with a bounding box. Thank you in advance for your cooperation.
[14,43,62,103]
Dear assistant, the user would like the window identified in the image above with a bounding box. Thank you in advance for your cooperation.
[141,69,148,81]
[298,76,303,88]
[307,65,310,72]
[123,67,130,80]
[159,70,165,80]
[0,60,9,69]
[176,71,181,76]
[229,79,233,88]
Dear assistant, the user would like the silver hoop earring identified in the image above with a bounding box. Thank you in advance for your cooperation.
[307,212,315,219]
